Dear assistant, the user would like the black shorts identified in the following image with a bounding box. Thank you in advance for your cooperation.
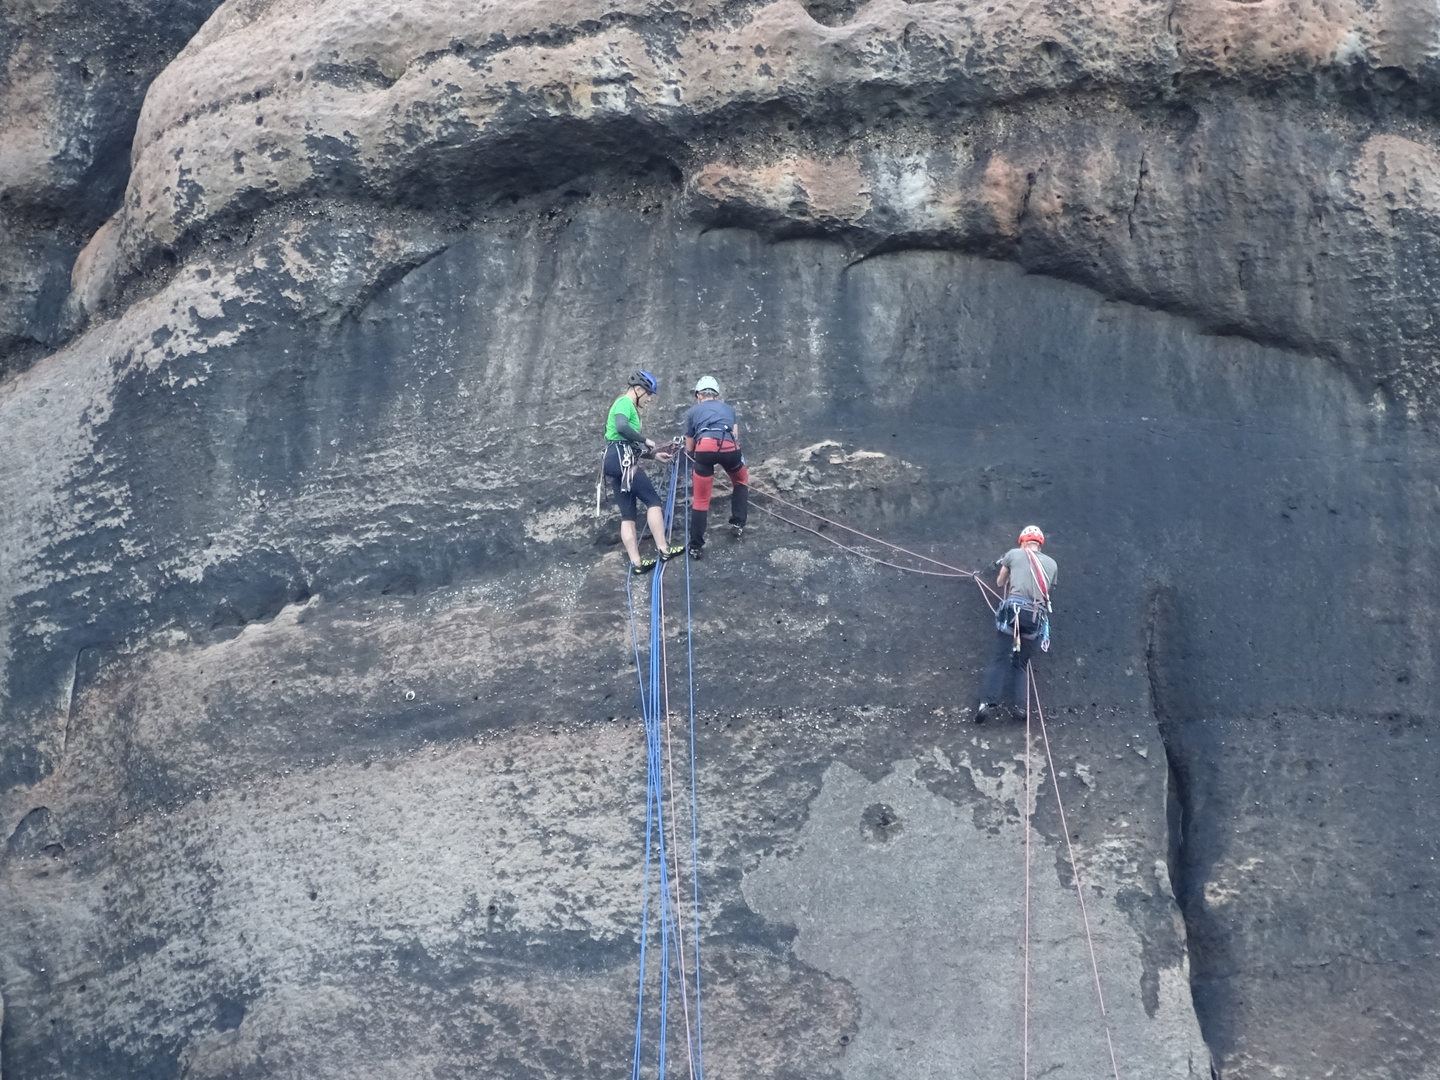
[604,442,661,522]
[691,444,744,478]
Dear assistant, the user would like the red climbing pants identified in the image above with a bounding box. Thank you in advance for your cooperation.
[689,439,748,548]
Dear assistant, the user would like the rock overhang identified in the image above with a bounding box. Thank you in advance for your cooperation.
[47,0,1440,408]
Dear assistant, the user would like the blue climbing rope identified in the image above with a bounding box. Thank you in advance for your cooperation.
[626,454,705,1080]
[683,468,706,1080]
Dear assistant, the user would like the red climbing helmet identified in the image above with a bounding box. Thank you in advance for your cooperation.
[1018,525,1045,546]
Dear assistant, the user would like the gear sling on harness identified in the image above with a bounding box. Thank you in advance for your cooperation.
[619,442,639,493]
[596,441,641,516]
[596,443,639,512]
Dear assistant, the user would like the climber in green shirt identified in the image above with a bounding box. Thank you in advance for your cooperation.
[604,371,682,572]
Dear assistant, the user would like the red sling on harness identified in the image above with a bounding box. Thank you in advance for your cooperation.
[694,437,738,453]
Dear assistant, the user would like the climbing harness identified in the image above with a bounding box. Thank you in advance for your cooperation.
[624,454,705,1080]
[595,441,643,516]
[693,428,738,450]
[998,597,1051,654]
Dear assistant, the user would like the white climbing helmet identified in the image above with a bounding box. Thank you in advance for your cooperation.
[694,375,721,396]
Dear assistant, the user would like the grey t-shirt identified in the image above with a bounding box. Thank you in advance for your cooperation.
[999,547,1057,603]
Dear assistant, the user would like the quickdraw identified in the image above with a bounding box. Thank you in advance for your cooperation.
[620,442,639,494]
[595,447,608,518]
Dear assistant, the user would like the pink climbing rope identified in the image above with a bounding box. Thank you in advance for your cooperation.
[755,487,977,571]
[1027,663,1123,1080]
[749,488,1003,608]
[748,501,973,578]
[1023,674,1034,1080]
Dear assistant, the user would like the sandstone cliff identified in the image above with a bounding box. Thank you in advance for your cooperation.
[3,2,1439,1079]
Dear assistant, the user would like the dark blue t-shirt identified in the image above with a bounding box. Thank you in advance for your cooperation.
[684,400,738,442]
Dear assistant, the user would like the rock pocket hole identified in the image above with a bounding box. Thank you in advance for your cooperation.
[861,802,903,842]
[802,0,865,26]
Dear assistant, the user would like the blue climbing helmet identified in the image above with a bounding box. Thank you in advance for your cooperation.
[630,370,658,395]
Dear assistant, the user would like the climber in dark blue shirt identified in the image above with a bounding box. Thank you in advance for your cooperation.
[681,376,749,559]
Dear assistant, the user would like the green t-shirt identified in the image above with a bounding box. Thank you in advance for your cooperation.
[605,393,641,442]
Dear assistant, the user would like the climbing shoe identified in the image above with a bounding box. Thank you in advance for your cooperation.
[973,702,995,725]
[631,557,658,575]
[731,524,745,539]
[659,543,686,562]
[688,544,704,561]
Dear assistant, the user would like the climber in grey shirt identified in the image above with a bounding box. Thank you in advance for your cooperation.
[975,525,1056,723]
[995,542,1057,603]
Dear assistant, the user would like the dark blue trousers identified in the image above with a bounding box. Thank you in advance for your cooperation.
[978,608,1043,710]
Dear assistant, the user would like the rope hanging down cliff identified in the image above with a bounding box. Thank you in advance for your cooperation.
[1022,664,1122,1080]
[624,456,706,1080]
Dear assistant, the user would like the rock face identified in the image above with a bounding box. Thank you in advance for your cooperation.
[0,0,226,375]
[2,2,1440,1079]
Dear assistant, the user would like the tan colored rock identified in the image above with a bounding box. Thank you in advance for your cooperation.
[91,0,1435,299]
[1352,134,1440,233]
[0,0,227,370]
[692,155,872,227]
[50,0,1439,407]
[1172,0,1440,73]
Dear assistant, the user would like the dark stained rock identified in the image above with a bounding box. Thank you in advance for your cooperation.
[0,0,226,375]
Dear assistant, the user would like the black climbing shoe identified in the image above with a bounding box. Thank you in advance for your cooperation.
[631,557,658,575]
[659,543,686,562]
[731,524,745,539]
[688,544,704,561]
[973,702,995,724]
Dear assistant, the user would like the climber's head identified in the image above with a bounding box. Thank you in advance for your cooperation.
[629,370,658,403]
